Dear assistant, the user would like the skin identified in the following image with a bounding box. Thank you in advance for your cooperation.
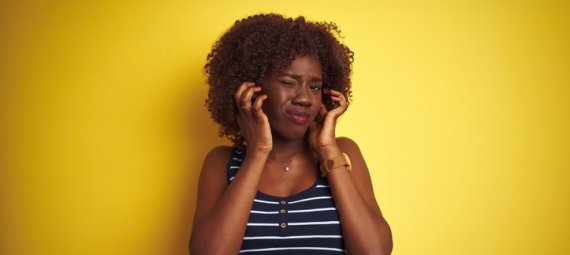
[190,55,393,255]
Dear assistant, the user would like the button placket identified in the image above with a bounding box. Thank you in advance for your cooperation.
[278,200,288,235]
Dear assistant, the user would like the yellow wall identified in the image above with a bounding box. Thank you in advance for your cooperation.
[1,0,568,254]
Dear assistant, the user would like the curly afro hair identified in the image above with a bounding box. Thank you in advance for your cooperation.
[205,13,354,147]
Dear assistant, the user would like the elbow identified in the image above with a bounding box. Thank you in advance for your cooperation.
[188,223,215,255]
[381,239,393,255]
[367,238,393,255]
[189,231,212,255]
[188,233,200,255]
[349,224,393,255]
[379,218,393,255]
[366,238,393,255]
[189,230,234,255]
[367,218,394,255]
[189,238,214,255]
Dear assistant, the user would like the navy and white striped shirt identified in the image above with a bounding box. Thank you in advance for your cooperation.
[227,147,346,254]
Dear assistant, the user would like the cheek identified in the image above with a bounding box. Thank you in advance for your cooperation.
[264,90,287,107]
[261,94,282,116]
[315,92,323,103]
[313,92,323,107]
[260,99,272,116]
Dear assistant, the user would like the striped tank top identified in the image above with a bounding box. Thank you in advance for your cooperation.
[227,147,346,254]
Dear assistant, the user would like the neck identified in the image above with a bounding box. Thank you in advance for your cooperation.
[268,139,306,163]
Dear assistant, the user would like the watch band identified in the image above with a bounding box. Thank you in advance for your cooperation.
[320,153,352,176]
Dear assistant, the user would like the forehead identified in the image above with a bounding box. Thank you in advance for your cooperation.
[280,55,322,77]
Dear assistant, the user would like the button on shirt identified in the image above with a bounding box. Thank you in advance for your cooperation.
[227,147,346,254]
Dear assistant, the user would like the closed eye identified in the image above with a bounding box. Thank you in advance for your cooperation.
[279,80,295,87]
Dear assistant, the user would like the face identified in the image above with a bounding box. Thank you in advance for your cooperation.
[260,55,324,142]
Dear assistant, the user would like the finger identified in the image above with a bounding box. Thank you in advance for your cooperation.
[239,85,261,113]
[240,85,261,107]
[329,95,346,107]
[327,89,343,96]
[252,94,268,120]
[328,89,345,99]
[235,82,255,113]
[234,82,254,104]
[327,90,348,115]
[326,99,346,119]
[329,89,347,102]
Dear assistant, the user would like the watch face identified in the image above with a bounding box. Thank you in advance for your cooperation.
[326,160,335,170]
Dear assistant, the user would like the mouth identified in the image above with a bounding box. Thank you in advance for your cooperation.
[285,109,311,125]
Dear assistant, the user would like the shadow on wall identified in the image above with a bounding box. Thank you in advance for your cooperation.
[161,74,230,255]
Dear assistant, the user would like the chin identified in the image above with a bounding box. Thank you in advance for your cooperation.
[272,125,309,142]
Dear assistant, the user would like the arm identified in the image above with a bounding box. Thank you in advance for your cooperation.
[322,137,393,255]
[189,146,269,255]
[308,89,392,254]
[189,82,272,255]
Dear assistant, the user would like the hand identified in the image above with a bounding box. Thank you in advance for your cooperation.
[234,82,272,153]
[308,89,348,159]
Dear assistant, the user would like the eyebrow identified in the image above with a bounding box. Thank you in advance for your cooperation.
[277,73,323,82]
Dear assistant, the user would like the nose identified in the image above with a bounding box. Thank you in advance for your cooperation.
[291,86,313,107]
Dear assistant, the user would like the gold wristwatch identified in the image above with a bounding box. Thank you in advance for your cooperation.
[320,153,352,176]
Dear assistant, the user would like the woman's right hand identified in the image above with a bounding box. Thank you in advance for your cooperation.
[234,82,272,153]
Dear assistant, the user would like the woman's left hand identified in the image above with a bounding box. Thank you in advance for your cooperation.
[308,89,348,159]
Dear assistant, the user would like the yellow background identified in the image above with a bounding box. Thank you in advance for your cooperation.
[1,0,569,254]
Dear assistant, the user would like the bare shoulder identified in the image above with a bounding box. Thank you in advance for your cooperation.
[336,136,371,178]
[193,145,234,225]
[198,145,234,188]
[203,145,234,166]
[335,137,380,210]
[336,136,368,174]
[336,137,363,155]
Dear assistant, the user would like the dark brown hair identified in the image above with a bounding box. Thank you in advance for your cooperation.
[205,13,354,146]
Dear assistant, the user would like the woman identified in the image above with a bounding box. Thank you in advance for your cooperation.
[190,14,392,254]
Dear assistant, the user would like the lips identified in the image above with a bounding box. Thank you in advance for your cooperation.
[285,109,311,125]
